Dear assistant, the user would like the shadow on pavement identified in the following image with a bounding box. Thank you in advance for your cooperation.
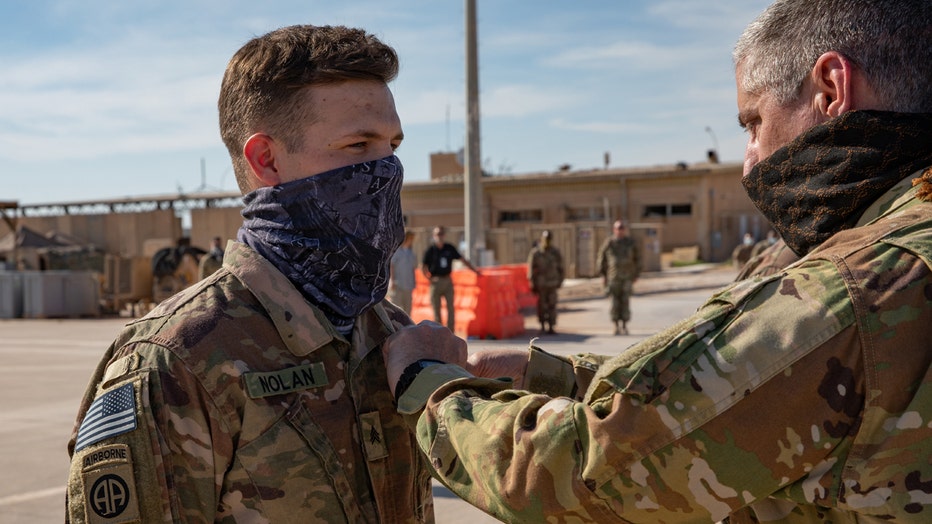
[522,332,592,343]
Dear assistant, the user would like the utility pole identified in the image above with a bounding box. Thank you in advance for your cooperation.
[705,126,719,163]
[464,0,483,265]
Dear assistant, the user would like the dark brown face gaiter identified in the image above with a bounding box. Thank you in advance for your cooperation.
[743,110,932,256]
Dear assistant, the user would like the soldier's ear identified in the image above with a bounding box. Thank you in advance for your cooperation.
[810,51,854,118]
[243,133,283,187]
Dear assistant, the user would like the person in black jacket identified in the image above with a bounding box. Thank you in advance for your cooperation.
[421,226,479,332]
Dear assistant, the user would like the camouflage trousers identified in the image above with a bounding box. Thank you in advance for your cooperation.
[535,286,559,325]
[607,279,634,322]
[429,275,455,331]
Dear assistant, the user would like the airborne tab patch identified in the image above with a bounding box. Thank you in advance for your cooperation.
[82,445,140,524]
[244,363,329,398]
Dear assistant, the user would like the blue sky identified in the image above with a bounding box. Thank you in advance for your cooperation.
[1,0,771,205]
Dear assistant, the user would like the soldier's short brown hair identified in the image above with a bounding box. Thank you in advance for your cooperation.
[218,25,399,193]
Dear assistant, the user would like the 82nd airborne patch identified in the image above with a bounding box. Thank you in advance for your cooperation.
[81,444,140,523]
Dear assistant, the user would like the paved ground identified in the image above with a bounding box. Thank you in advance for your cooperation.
[0,264,737,523]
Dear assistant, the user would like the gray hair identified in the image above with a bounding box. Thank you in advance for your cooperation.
[734,0,932,112]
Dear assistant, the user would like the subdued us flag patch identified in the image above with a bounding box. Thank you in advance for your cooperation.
[75,383,137,452]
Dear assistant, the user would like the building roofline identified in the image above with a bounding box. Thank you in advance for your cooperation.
[18,191,243,216]
[14,161,742,215]
[406,161,742,189]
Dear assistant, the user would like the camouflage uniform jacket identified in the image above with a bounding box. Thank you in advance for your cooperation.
[399,173,932,522]
[597,236,641,284]
[735,239,800,280]
[527,245,565,290]
[67,241,433,523]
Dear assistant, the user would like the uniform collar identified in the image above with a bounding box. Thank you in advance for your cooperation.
[854,173,925,228]
[223,241,394,358]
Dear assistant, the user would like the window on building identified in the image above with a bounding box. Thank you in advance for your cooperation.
[671,204,692,216]
[642,203,692,218]
[566,206,606,221]
[499,209,542,224]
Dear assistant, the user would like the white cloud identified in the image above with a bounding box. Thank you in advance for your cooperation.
[394,83,582,154]
[547,39,716,71]
[482,84,581,118]
[0,30,226,160]
[394,89,462,126]
[1,0,770,204]
[549,118,654,134]
[647,1,768,32]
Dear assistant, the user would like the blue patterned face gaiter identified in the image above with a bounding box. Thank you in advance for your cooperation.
[237,155,405,334]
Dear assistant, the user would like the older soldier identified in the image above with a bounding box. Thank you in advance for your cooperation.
[67,25,433,523]
[383,0,932,522]
[597,219,641,335]
[527,229,564,334]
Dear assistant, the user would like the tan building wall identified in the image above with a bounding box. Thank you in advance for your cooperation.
[190,207,243,252]
[405,157,764,268]
[3,158,766,285]
[429,151,464,180]
[402,222,663,278]
[17,209,182,257]
[400,181,465,230]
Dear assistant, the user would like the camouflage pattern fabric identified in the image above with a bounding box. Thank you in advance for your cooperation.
[67,241,433,523]
[735,238,800,280]
[528,245,564,326]
[528,245,564,290]
[597,236,640,285]
[535,286,559,327]
[401,173,932,522]
[597,237,640,324]
[197,250,223,280]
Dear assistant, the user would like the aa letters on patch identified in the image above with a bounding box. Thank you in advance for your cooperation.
[81,446,140,524]
[75,383,138,452]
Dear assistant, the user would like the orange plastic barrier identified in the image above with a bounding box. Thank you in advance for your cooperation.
[496,263,538,312]
[410,266,527,340]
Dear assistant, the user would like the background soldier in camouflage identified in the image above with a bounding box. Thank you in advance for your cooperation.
[383,0,932,522]
[197,235,225,280]
[527,230,564,335]
[735,236,799,280]
[67,25,434,523]
[597,219,641,335]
